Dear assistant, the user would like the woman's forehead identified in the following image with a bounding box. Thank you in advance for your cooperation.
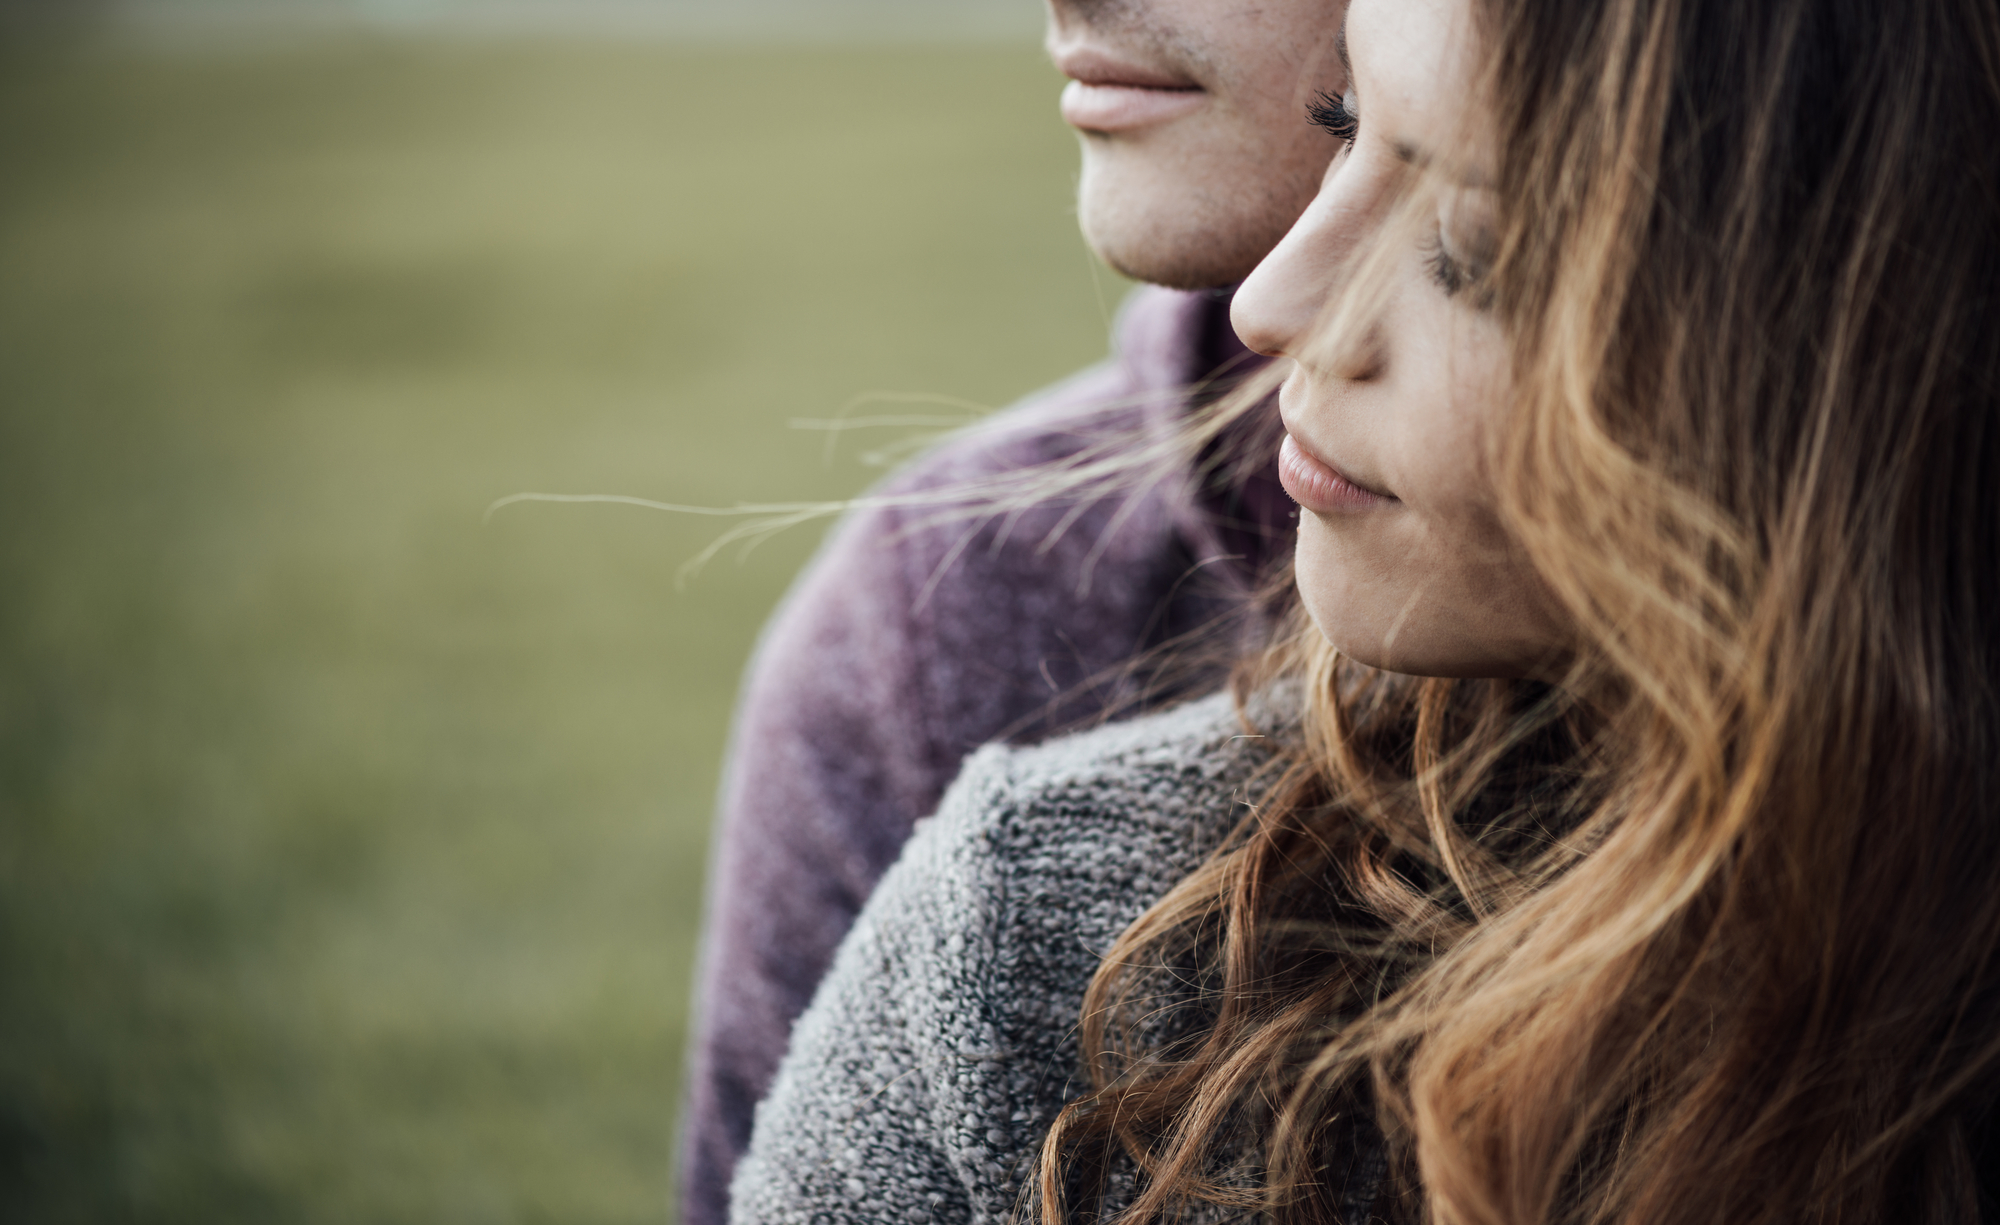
[1347,0,1493,186]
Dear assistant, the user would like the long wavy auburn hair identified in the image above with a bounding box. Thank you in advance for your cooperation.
[1029,0,2000,1221]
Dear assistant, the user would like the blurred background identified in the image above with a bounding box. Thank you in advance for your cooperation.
[0,1,1128,1219]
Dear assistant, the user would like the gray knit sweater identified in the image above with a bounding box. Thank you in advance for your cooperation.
[728,691,1275,1225]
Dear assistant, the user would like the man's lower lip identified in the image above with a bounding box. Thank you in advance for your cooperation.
[1278,435,1393,514]
[1059,80,1206,132]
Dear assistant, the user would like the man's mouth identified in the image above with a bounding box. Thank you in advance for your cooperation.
[1051,47,1206,133]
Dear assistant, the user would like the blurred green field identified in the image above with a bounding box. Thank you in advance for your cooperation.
[0,35,1124,1223]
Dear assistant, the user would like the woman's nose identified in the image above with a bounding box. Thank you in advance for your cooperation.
[1231,151,1376,369]
[1232,223,1327,360]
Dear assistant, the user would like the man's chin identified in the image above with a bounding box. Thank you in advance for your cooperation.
[1084,214,1265,290]
[1077,173,1281,289]
[1097,246,1243,291]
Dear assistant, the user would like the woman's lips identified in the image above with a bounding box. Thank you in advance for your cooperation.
[1058,80,1206,132]
[1278,434,1395,514]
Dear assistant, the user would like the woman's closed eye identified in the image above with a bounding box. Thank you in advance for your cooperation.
[1428,196,1499,305]
[1424,232,1481,297]
[1308,89,1360,143]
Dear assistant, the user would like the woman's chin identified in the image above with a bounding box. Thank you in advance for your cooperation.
[1300,589,1554,680]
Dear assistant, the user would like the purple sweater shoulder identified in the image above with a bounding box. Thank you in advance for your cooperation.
[677,285,1290,1225]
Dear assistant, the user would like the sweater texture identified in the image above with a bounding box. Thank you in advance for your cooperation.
[728,690,1275,1225]
[730,691,2000,1225]
[678,285,1292,1225]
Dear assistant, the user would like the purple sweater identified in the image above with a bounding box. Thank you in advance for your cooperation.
[677,285,1293,1225]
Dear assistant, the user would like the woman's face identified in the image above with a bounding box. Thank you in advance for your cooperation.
[1232,0,1565,678]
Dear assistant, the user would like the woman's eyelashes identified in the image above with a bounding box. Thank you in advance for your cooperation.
[1424,234,1473,295]
[1424,226,1495,305]
[1308,89,1360,143]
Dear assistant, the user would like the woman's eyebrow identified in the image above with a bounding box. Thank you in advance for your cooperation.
[1393,139,1494,190]
[1336,19,1353,90]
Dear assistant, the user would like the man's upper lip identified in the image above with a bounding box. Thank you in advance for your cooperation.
[1050,45,1200,91]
